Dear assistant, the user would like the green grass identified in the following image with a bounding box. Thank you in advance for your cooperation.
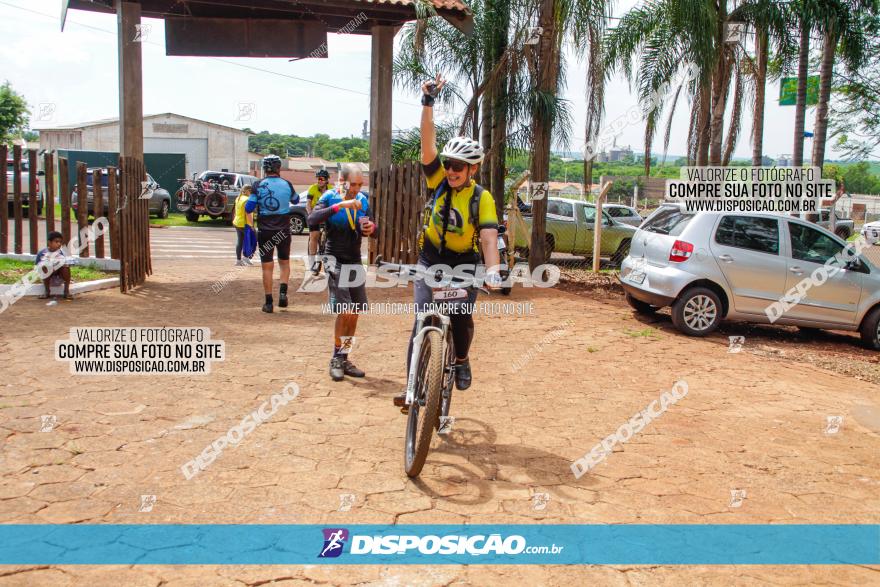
[624,327,659,338]
[0,258,113,285]
[150,213,230,228]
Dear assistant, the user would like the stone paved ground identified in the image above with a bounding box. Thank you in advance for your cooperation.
[1,240,879,585]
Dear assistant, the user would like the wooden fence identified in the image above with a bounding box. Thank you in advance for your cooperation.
[118,156,151,292]
[369,161,426,264]
[0,146,151,292]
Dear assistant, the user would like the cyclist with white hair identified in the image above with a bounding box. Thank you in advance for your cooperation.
[393,74,502,411]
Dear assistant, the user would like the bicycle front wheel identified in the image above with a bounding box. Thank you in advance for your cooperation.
[404,329,443,477]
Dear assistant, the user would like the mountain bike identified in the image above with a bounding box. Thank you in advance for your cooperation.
[377,259,489,477]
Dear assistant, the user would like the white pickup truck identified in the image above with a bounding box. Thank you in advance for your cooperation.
[5,157,44,217]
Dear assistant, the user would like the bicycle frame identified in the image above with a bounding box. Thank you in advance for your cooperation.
[405,310,451,407]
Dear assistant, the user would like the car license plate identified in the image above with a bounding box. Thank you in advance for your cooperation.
[497,236,506,250]
[628,271,646,284]
[433,288,467,301]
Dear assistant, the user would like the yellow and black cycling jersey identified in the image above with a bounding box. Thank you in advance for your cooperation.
[420,156,498,256]
[306,183,334,208]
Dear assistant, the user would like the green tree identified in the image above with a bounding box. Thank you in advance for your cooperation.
[810,1,879,167]
[0,81,29,143]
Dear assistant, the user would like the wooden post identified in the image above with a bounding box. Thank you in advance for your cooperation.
[76,162,89,257]
[93,168,105,258]
[0,144,7,254]
[592,181,613,272]
[12,145,23,254]
[59,157,71,245]
[369,169,378,263]
[107,167,119,259]
[44,152,55,239]
[28,150,38,254]
[369,25,393,173]
[118,1,144,160]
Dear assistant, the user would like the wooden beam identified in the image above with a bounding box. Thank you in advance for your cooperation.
[369,25,394,172]
[592,181,613,272]
[118,1,144,160]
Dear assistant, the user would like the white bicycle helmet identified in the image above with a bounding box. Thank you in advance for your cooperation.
[440,136,485,164]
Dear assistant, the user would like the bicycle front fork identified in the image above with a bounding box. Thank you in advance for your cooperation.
[404,310,451,407]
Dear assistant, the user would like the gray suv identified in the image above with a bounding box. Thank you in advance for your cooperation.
[619,204,880,349]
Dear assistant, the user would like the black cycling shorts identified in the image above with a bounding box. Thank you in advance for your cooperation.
[327,262,368,314]
[308,222,325,233]
[257,228,292,263]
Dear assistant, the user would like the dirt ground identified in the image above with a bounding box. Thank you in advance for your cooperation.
[1,244,879,586]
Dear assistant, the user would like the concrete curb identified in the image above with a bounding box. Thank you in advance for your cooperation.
[0,278,118,297]
[0,253,120,271]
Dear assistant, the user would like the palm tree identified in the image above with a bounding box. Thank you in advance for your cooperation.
[791,4,812,168]
[731,0,790,166]
[811,0,878,168]
[604,0,720,171]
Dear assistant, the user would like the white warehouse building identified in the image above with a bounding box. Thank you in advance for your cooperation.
[37,113,251,176]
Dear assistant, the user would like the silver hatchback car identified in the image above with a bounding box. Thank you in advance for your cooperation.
[619,204,880,349]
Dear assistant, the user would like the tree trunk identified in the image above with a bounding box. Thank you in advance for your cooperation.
[812,22,837,170]
[708,0,728,165]
[529,0,560,271]
[583,23,604,197]
[696,83,711,165]
[480,86,493,186]
[709,55,731,165]
[793,20,810,167]
[491,86,508,221]
[752,27,768,166]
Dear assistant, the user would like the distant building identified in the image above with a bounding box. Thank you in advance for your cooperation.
[777,154,792,167]
[36,113,251,176]
[280,157,369,192]
[362,120,369,141]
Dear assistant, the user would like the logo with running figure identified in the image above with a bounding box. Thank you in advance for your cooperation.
[318,528,349,558]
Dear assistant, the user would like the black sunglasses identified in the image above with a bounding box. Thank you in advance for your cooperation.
[442,159,468,173]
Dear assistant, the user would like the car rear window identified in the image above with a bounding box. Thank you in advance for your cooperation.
[641,208,693,236]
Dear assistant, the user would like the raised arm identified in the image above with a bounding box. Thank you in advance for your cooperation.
[420,74,445,165]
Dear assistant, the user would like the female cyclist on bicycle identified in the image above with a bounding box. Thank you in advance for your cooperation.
[393,74,502,411]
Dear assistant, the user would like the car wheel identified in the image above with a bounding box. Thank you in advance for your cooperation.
[671,286,722,336]
[158,200,169,219]
[290,214,306,235]
[859,306,880,350]
[625,292,657,315]
[185,210,200,223]
[610,239,632,268]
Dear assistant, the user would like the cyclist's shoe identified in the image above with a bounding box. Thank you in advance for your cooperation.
[262,301,273,313]
[393,392,408,414]
[278,292,289,308]
[329,357,345,381]
[454,360,472,390]
[310,261,322,276]
[343,359,365,378]
[243,258,254,266]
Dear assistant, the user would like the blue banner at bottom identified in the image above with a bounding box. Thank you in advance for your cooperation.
[0,525,876,565]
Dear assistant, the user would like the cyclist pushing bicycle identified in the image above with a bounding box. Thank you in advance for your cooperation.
[392,74,502,412]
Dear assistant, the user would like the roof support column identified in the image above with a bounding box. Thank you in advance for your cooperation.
[369,25,394,172]
[117,1,144,160]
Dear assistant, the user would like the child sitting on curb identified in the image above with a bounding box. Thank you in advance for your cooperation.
[35,231,73,301]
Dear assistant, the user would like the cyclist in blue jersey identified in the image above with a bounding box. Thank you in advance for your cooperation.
[307,164,376,381]
[245,155,300,313]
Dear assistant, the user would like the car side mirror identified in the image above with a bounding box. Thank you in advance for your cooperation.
[846,258,868,273]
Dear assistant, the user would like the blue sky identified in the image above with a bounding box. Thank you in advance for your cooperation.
[0,0,846,161]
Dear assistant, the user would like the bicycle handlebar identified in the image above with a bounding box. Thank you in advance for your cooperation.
[376,257,492,293]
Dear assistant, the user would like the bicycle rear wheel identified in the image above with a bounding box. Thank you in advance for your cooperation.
[404,329,443,477]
